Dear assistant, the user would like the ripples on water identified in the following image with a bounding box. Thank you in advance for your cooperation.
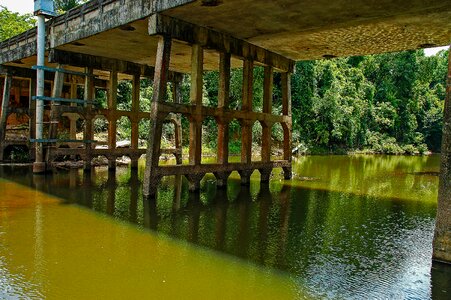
[0,155,449,299]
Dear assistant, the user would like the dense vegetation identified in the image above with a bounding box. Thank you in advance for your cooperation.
[1,5,448,155]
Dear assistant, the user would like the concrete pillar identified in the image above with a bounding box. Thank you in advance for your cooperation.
[281,72,292,179]
[28,77,37,160]
[83,67,94,171]
[143,35,172,198]
[433,46,451,263]
[262,66,273,163]
[33,14,46,174]
[217,52,231,166]
[108,67,118,169]
[172,77,183,165]
[131,73,140,151]
[241,59,253,168]
[189,44,203,167]
[46,64,65,165]
[0,74,12,161]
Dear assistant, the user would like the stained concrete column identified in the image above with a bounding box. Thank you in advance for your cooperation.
[130,73,140,169]
[143,35,172,198]
[83,67,94,171]
[28,77,37,160]
[46,65,65,165]
[172,77,183,165]
[262,66,273,163]
[281,72,292,179]
[108,67,118,169]
[241,59,253,184]
[216,52,231,187]
[0,74,12,161]
[189,44,203,168]
[433,46,451,263]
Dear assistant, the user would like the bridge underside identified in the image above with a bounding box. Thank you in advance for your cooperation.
[0,0,450,263]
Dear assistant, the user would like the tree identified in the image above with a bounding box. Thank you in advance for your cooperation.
[54,0,87,13]
[0,6,35,42]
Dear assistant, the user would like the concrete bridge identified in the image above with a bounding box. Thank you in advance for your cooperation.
[0,0,450,263]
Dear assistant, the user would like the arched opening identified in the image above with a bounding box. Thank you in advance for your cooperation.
[93,114,109,148]
[252,121,262,161]
[228,118,241,163]
[117,116,131,146]
[3,144,30,162]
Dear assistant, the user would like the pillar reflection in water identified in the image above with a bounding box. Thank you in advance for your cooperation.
[105,170,116,216]
[129,170,139,223]
[143,196,158,230]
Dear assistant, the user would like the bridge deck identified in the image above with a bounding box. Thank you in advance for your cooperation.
[1,0,450,72]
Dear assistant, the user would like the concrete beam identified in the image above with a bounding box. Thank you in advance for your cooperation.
[148,14,295,72]
[49,50,156,77]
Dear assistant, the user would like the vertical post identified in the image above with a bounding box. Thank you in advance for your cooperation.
[241,59,253,165]
[0,74,12,161]
[262,66,273,163]
[189,44,203,166]
[130,73,140,168]
[217,52,231,165]
[33,14,46,173]
[108,67,118,169]
[45,64,65,165]
[29,77,37,159]
[84,67,94,171]
[433,46,451,263]
[143,35,172,198]
[172,76,183,165]
[281,72,292,179]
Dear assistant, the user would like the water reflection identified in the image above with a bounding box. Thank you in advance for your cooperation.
[0,155,446,299]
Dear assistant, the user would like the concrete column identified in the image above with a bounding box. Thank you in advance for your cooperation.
[108,67,118,169]
[33,14,46,173]
[46,65,65,165]
[217,52,231,165]
[241,59,253,169]
[172,78,183,165]
[281,72,292,179]
[0,74,12,161]
[433,46,451,263]
[131,73,140,150]
[83,67,94,171]
[28,77,36,160]
[143,35,172,198]
[189,44,203,167]
[262,66,273,163]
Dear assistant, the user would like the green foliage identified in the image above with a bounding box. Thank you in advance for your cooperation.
[54,0,87,13]
[0,6,35,42]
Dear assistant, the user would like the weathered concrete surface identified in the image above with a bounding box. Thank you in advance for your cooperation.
[433,47,451,263]
[2,0,451,71]
[165,0,451,60]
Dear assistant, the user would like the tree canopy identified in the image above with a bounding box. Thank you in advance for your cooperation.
[0,6,35,42]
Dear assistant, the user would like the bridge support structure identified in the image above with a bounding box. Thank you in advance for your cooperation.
[142,14,294,198]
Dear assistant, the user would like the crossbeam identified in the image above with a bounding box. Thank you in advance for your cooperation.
[148,14,295,73]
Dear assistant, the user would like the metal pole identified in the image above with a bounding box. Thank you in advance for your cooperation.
[33,14,46,173]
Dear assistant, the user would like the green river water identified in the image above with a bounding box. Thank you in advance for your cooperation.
[0,155,450,299]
